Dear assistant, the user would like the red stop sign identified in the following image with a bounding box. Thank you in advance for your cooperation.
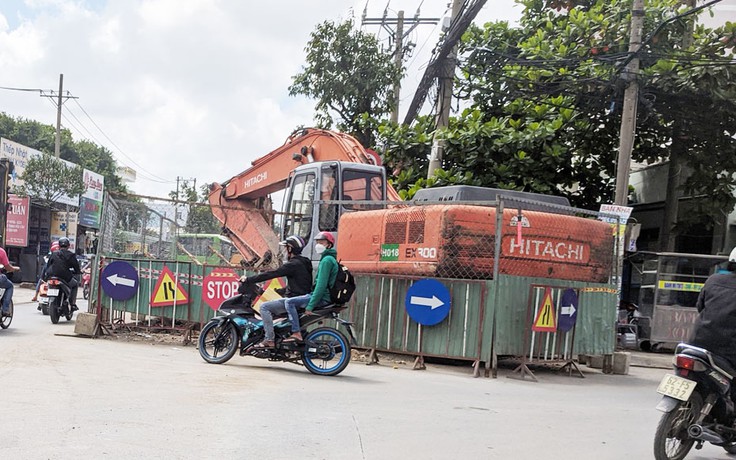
[202,269,240,311]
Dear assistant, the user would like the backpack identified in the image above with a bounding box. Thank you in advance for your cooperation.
[330,260,356,305]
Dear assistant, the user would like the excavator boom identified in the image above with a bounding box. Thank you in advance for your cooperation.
[209,128,396,268]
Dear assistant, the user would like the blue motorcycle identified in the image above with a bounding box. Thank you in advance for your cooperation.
[198,282,355,376]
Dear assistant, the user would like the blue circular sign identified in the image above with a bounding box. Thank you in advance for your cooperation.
[558,288,578,332]
[101,261,139,301]
[405,279,451,326]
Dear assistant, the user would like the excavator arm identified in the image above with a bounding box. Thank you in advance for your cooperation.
[208,128,397,269]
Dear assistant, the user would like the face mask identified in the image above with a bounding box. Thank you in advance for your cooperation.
[314,243,327,254]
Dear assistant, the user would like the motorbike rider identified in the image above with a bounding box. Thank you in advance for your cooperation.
[689,247,736,370]
[246,235,313,349]
[32,240,59,302]
[0,245,20,316]
[43,237,82,311]
[283,231,339,320]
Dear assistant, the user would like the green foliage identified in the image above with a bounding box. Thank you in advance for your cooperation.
[289,19,403,147]
[169,181,220,234]
[15,153,85,208]
[0,112,127,195]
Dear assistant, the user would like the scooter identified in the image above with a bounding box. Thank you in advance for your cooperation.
[82,268,91,300]
[37,280,50,315]
[0,266,13,329]
[653,343,736,459]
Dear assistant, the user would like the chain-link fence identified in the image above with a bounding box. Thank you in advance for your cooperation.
[335,195,622,282]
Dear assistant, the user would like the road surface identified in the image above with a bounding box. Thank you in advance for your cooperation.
[0,287,731,459]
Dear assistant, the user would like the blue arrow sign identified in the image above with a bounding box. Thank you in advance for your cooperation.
[558,288,578,332]
[405,279,451,326]
[101,261,139,301]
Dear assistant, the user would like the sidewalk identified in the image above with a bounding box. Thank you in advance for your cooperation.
[628,350,673,369]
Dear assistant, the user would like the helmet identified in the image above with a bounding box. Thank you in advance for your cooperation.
[314,231,335,246]
[58,237,70,249]
[279,235,306,254]
[730,247,736,263]
[50,241,60,252]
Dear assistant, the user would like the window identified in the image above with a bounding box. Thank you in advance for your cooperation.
[343,169,384,210]
[283,173,316,241]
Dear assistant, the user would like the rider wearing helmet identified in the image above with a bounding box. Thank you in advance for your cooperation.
[273,232,339,332]
[690,247,736,369]
[244,235,313,348]
[43,237,82,310]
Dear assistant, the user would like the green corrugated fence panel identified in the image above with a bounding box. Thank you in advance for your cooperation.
[346,275,488,361]
[493,274,617,356]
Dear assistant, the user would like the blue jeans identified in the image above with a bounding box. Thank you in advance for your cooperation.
[285,294,330,314]
[0,274,13,313]
[260,298,302,341]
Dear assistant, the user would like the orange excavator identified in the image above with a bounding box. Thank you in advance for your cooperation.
[208,128,400,269]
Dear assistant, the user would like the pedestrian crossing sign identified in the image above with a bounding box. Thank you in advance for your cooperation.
[150,266,189,307]
[532,288,557,332]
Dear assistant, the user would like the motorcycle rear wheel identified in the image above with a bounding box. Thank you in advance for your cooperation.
[198,321,239,364]
[49,298,61,324]
[302,327,351,376]
[653,392,703,460]
[83,285,89,300]
[0,300,13,329]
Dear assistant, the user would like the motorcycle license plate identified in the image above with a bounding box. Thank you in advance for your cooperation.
[46,288,60,297]
[657,374,697,401]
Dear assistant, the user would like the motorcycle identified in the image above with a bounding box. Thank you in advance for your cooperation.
[0,266,13,329]
[82,268,91,300]
[198,282,355,376]
[654,343,736,459]
[46,276,76,324]
[37,280,50,315]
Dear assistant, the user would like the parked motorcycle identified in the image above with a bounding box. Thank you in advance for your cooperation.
[654,343,736,459]
[198,282,355,376]
[46,276,75,324]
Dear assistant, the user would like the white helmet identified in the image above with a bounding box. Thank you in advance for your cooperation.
[730,247,736,263]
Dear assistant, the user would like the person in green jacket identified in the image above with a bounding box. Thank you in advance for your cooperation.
[282,232,339,332]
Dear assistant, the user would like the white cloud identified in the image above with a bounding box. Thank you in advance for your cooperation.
[0,0,524,198]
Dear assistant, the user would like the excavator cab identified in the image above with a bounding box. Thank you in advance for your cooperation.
[281,161,387,264]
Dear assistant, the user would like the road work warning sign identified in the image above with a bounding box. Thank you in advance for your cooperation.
[532,287,557,332]
[150,266,189,307]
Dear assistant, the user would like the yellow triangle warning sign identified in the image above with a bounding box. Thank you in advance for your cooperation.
[532,288,557,332]
[150,266,189,307]
[253,277,286,312]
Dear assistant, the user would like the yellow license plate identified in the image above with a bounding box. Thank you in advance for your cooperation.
[657,374,697,401]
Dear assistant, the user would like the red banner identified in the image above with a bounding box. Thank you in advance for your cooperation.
[6,195,30,247]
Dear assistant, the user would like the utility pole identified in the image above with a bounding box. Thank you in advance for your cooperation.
[427,0,463,179]
[613,0,645,205]
[362,6,439,124]
[40,74,77,158]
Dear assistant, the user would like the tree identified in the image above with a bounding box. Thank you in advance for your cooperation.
[379,0,736,238]
[15,153,86,208]
[169,181,220,234]
[0,112,128,194]
[289,19,403,147]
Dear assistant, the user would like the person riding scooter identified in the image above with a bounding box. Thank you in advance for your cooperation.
[43,237,81,311]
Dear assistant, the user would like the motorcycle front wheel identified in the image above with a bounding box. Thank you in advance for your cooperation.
[198,321,239,364]
[0,300,13,329]
[49,297,60,324]
[302,327,351,376]
[653,392,703,460]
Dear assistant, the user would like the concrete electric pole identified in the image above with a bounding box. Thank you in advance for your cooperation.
[40,74,77,158]
[613,0,645,205]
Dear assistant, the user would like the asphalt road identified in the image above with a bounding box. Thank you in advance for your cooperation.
[0,287,733,460]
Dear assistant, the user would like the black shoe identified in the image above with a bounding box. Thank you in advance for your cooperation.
[71,305,79,312]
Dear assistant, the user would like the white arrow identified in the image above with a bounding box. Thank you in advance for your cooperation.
[561,305,577,316]
[107,274,135,288]
[410,295,444,310]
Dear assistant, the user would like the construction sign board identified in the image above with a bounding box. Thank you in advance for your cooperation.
[253,278,286,312]
[150,266,189,307]
[532,287,557,332]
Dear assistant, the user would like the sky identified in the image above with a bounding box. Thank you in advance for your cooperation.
[0,0,734,199]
